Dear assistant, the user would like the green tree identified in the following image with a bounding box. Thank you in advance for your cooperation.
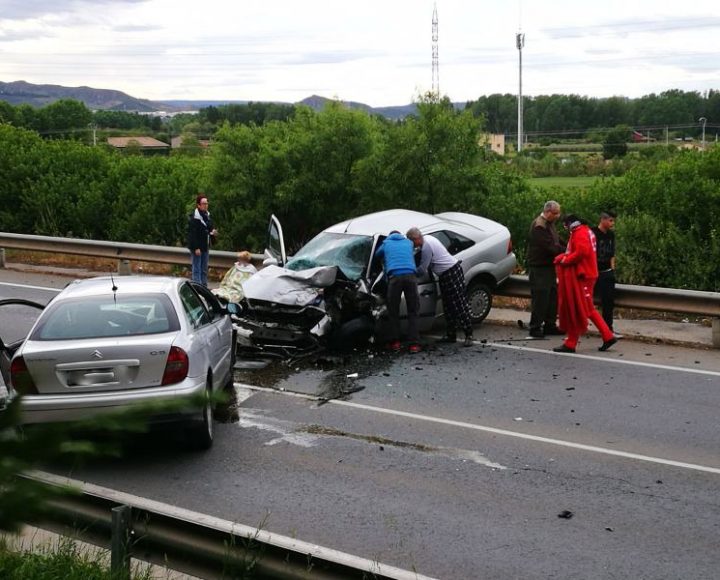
[602,125,630,159]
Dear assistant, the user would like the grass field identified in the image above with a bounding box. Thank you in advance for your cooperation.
[528,176,599,190]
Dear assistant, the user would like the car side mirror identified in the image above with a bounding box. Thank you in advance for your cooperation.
[225,302,242,316]
[263,257,278,267]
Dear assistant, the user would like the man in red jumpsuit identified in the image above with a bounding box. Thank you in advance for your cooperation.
[552,215,618,354]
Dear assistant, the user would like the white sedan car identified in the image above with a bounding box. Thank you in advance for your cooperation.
[234,209,516,354]
[4,276,236,449]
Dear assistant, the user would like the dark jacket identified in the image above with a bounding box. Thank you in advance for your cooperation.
[187,209,214,252]
[527,214,564,267]
[374,233,416,277]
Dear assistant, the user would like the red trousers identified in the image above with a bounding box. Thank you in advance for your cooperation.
[564,280,614,349]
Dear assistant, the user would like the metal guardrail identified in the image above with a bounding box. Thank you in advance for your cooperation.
[0,232,263,271]
[24,471,435,580]
[497,275,720,317]
[1,232,718,345]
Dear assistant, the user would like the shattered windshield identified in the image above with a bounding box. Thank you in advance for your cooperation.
[286,233,373,281]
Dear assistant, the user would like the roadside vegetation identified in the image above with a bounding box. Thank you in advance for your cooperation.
[0,536,151,580]
[0,94,718,291]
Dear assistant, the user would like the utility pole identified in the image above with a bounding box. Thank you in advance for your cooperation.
[432,3,439,97]
[88,123,97,146]
[699,117,707,150]
[516,32,525,153]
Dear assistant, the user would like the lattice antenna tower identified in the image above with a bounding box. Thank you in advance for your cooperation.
[432,2,439,96]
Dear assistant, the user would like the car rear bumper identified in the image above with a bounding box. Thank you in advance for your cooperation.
[15,378,207,425]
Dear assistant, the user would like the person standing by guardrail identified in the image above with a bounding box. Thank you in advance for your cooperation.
[592,210,621,338]
[526,200,565,338]
[553,214,617,353]
[187,194,217,286]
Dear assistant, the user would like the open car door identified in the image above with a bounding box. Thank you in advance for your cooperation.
[0,299,45,407]
[264,214,287,267]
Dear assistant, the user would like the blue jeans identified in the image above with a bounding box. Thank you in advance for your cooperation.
[191,251,209,286]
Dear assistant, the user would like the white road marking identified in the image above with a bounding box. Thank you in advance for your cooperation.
[481,341,720,377]
[0,282,60,292]
[236,383,720,475]
[235,402,507,468]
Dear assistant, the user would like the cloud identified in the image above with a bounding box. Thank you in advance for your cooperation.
[544,16,720,39]
[0,0,148,22]
[0,28,52,42]
[112,24,161,33]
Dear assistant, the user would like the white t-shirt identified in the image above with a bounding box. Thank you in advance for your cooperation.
[418,234,458,276]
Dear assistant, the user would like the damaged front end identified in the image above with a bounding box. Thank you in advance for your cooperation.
[233,264,378,356]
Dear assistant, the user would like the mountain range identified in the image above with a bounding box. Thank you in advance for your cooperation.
[0,80,419,119]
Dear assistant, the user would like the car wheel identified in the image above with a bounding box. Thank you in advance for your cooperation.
[189,382,213,450]
[467,281,493,323]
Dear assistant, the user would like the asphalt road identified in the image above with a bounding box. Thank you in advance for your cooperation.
[1,271,719,579]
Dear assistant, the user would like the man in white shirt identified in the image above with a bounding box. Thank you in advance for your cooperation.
[406,227,474,347]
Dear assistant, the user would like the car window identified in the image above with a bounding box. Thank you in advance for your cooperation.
[191,283,225,321]
[286,232,373,281]
[31,295,179,340]
[429,230,475,255]
[179,283,211,327]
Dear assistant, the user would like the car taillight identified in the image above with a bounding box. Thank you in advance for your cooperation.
[10,356,38,395]
[507,238,513,255]
[161,346,189,386]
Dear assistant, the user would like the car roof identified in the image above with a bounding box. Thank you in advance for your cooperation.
[324,209,447,236]
[323,209,505,237]
[57,276,181,299]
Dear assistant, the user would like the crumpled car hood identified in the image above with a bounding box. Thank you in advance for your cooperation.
[242,265,338,306]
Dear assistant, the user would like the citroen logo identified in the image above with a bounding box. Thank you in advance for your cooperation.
[91,350,103,359]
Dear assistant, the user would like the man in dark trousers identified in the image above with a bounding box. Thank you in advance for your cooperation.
[592,210,619,337]
[187,194,217,286]
[527,200,565,338]
[375,231,421,353]
[406,227,475,347]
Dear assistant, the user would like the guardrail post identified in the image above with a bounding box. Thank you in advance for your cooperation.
[118,259,131,275]
[111,505,132,579]
[713,318,720,349]
[0,248,5,269]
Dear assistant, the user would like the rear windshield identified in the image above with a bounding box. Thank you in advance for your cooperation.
[286,232,373,281]
[31,294,180,340]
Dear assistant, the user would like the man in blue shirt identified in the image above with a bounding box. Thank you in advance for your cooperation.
[375,231,421,353]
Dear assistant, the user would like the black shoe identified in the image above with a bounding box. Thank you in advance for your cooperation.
[437,334,457,343]
[528,330,544,339]
[463,335,474,347]
[543,326,564,336]
[598,337,618,352]
[553,344,576,353]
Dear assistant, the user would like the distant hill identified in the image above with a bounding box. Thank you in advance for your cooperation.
[0,80,166,112]
[0,80,437,119]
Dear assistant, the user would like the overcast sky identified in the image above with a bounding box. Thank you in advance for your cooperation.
[0,0,718,106]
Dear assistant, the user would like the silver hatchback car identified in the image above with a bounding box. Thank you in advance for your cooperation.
[5,276,236,449]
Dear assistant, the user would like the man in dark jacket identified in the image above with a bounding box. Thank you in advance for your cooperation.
[375,231,421,353]
[592,210,619,336]
[187,194,217,286]
[527,200,565,338]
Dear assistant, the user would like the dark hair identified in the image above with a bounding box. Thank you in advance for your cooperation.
[600,210,617,219]
[389,230,401,235]
[196,194,208,205]
[562,214,587,227]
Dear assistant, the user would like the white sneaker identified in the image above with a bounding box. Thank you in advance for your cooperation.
[613,332,624,339]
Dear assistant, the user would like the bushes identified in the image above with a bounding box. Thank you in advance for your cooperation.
[1,111,718,291]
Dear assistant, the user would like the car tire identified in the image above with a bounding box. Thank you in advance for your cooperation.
[467,281,493,323]
[189,382,214,451]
